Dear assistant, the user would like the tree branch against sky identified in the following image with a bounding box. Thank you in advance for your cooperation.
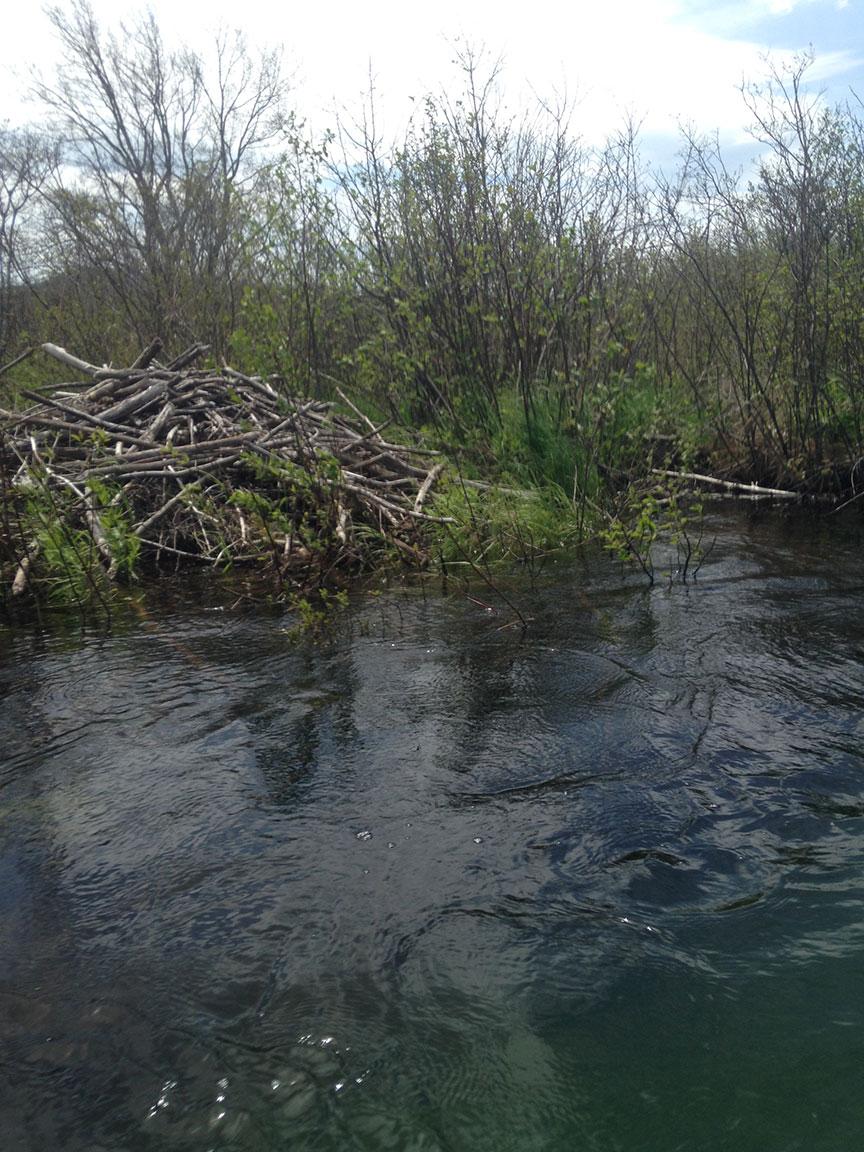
[1,0,861,163]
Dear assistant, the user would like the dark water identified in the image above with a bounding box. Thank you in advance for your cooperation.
[2,509,864,1152]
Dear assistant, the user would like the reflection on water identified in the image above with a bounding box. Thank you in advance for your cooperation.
[2,508,864,1150]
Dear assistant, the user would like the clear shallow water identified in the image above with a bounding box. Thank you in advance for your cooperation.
[1,509,864,1151]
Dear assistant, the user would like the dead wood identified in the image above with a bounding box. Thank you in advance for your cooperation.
[2,340,453,595]
[651,468,800,499]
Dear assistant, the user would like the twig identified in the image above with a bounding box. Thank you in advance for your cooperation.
[0,347,35,378]
[133,483,197,537]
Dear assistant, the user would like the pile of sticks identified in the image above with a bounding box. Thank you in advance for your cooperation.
[1,341,450,593]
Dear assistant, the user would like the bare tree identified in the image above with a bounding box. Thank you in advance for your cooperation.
[0,127,56,359]
[34,0,291,354]
[742,54,844,463]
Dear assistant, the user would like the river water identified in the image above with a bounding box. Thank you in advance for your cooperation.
[1,508,863,1151]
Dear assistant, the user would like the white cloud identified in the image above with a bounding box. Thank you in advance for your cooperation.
[0,0,859,154]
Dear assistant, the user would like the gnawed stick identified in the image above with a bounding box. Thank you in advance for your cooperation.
[335,501,351,545]
[40,342,101,377]
[145,401,175,441]
[38,344,141,386]
[651,468,800,499]
[12,542,39,596]
[414,461,445,514]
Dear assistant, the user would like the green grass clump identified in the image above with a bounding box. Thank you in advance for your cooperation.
[431,478,584,570]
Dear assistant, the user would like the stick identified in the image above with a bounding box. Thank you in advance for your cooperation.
[85,454,242,480]
[0,347,35,378]
[220,366,278,400]
[168,344,210,371]
[130,338,163,370]
[651,468,800,499]
[343,483,456,523]
[20,390,149,440]
[40,342,101,377]
[136,537,212,561]
[414,461,445,513]
[99,380,167,424]
[2,412,155,450]
[335,387,382,437]
[11,542,39,596]
[133,483,197,537]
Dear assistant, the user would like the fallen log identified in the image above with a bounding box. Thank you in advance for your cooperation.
[651,468,800,499]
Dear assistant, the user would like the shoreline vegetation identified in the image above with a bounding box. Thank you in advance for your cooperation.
[0,338,817,621]
[2,2,864,615]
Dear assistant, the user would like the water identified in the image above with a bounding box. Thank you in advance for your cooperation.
[2,508,864,1151]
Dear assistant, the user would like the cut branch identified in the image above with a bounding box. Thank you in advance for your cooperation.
[651,469,800,499]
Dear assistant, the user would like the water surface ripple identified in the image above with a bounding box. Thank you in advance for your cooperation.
[2,509,864,1151]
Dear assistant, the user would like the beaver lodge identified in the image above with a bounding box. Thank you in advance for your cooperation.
[0,340,451,605]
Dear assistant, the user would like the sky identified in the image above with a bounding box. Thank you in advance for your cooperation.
[1,0,862,167]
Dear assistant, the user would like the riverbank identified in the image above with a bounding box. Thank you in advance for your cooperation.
[2,339,861,621]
